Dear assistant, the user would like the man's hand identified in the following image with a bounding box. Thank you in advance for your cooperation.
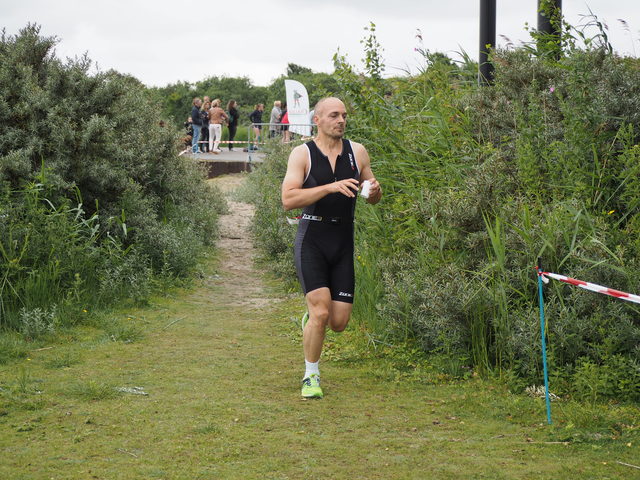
[331,178,359,197]
[364,177,382,204]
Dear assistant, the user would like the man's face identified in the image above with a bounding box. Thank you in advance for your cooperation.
[315,100,347,139]
[195,99,202,107]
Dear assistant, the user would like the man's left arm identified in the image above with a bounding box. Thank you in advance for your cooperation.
[355,143,382,204]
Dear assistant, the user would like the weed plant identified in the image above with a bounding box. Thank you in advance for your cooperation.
[44,350,81,369]
[66,380,122,401]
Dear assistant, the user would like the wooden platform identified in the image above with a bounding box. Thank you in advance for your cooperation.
[184,149,265,178]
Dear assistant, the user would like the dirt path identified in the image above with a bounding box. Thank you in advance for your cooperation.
[214,176,273,309]
[0,174,635,479]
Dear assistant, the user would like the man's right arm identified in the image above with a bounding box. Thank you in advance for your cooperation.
[281,146,359,211]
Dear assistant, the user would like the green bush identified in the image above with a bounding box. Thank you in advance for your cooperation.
[0,25,226,333]
[242,141,299,281]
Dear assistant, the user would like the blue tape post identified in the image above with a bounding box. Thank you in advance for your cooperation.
[537,263,552,425]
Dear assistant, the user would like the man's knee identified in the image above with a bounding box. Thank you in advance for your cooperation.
[328,311,351,332]
[310,306,330,327]
[306,288,333,326]
[329,321,348,333]
[328,302,352,332]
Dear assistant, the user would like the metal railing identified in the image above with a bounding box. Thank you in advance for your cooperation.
[247,122,316,162]
[179,122,317,161]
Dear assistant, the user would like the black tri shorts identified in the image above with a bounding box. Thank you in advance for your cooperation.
[294,219,355,303]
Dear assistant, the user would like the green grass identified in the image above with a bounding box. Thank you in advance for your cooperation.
[99,318,145,344]
[0,176,638,479]
[64,379,123,401]
[44,350,81,369]
[0,332,29,364]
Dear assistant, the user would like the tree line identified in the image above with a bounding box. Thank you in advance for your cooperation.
[147,64,341,128]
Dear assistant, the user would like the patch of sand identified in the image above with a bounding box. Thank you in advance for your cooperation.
[210,174,274,308]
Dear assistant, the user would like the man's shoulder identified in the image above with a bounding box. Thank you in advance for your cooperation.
[289,142,312,160]
[286,143,311,172]
[290,142,310,156]
[347,139,367,153]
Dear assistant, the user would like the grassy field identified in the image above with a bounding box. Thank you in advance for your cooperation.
[0,175,638,479]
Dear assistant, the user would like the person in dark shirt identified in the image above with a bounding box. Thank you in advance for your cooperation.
[226,100,239,151]
[249,103,264,150]
[190,98,203,153]
[183,116,193,148]
[280,102,290,143]
[200,100,210,153]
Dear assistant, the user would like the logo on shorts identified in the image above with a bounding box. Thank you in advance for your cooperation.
[348,153,355,170]
[338,291,353,298]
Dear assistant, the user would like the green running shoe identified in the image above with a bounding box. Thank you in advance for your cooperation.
[301,374,323,398]
[301,311,309,331]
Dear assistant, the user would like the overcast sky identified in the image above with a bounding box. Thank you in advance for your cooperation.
[2,1,638,87]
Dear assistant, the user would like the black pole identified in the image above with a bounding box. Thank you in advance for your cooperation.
[479,0,496,85]
[537,0,563,56]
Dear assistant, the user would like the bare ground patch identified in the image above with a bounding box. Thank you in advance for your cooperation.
[210,174,275,309]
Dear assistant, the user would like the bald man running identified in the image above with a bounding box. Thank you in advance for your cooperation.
[281,97,382,398]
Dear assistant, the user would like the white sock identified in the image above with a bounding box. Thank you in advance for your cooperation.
[304,359,320,379]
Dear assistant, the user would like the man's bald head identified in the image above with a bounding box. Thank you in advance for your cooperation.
[314,97,345,118]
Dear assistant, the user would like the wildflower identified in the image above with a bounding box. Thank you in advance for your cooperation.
[549,86,555,93]
[82,309,88,313]
[608,210,615,215]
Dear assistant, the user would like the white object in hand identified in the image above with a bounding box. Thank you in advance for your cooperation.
[360,180,371,199]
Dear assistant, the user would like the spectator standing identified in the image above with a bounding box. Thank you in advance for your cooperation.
[281,103,290,143]
[191,97,203,153]
[200,100,211,152]
[226,100,239,151]
[249,103,264,149]
[208,98,228,153]
[183,116,193,148]
[269,100,282,138]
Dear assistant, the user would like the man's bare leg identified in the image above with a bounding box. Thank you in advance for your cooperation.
[303,288,332,363]
[301,288,353,397]
[303,288,354,362]
[328,300,353,333]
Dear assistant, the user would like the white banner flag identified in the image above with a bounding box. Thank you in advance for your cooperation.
[284,79,311,136]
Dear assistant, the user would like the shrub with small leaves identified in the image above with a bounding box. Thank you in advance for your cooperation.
[19,306,57,340]
[0,25,226,331]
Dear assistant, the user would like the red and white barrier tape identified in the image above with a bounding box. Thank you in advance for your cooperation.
[538,269,640,305]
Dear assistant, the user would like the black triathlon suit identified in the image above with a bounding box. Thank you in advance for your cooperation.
[294,139,360,303]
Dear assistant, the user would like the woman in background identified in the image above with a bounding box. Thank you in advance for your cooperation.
[200,100,211,152]
[208,99,228,153]
[249,103,264,150]
[226,100,239,151]
[280,102,290,143]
